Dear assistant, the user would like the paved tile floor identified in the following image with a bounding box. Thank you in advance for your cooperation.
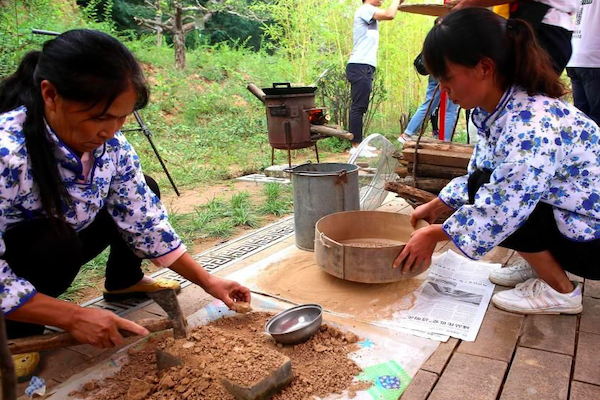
[14,200,600,400]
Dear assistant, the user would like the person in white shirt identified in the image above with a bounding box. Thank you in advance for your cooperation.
[346,0,402,157]
[452,0,579,73]
[566,0,600,125]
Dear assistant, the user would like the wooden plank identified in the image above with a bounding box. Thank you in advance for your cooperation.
[401,148,472,169]
[400,176,451,194]
[404,140,474,155]
[407,163,467,180]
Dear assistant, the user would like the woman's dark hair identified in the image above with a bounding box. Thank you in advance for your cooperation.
[422,8,565,98]
[0,29,149,225]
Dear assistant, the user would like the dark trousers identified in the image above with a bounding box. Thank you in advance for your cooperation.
[537,23,572,74]
[346,63,375,143]
[2,176,160,339]
[468,169,600,279]
[567,67,600,126]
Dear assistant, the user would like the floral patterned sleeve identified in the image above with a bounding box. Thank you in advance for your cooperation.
[438,175,470,210]
[106,134,183,259]
[442,161,553,259]
[0,154,37,315]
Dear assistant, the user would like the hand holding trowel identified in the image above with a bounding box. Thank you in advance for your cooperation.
[7,289,187,354]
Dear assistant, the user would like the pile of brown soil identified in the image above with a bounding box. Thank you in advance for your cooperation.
[70,312,367,400]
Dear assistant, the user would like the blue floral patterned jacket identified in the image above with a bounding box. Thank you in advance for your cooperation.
[0,106,182,315]
[439,86,600,259]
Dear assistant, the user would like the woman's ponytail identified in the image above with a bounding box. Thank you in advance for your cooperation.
[0,51,41,113]
[507,18,565,98]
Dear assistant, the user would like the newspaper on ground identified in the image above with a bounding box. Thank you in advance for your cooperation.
[387,249,499,342]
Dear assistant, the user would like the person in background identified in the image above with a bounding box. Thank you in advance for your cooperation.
[393,8,600,315]
[347,0,402,157]
[566,0,600,125]
[398,19,460,144]
[0,29,250,379]
[451,0,578,74]
[398,75,460,144]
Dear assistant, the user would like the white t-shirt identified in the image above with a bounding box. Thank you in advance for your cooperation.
[537,0,578,30]
[348,4,379,67]
[567,0,600,67]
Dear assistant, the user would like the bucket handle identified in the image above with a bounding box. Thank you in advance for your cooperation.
[317,232,331,249]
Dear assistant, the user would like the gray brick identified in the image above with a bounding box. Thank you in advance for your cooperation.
[519,314,577,356]
[428,353,507,400]
[584,280,600,298]
[400,370,438,400]
[457,307,523,362]
[581,297,600,335]
[500,347,571,400]
[570,381,600,400]
[421,338,459,375]
[574,332,600,386]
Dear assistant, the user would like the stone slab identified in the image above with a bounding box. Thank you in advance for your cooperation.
[235,173,290,185]
[580,297,600,335]
[500,347,572,400]
[457,307,523,362]
[574,332,600,386]
[421,338,459,374]
[428,353,507,400]
[400,370,438,400]
[570,381,600,400]
[519,314,577,356]
[584,280,600,298]
[264,164,295,178]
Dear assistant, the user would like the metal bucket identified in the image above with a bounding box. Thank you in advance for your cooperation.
[289,163,360,251]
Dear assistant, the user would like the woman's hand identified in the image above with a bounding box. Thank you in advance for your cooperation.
[393,227,438,274]
[67,308,149,348]
[393,225,450,275]
[203,276,251,310]
[410,198,453,228]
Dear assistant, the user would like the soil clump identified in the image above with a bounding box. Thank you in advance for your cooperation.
[70,312,367,400]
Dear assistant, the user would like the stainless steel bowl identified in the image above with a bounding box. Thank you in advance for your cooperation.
[265,304,323,345]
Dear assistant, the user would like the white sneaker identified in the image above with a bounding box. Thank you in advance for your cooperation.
[365,145,377,152]
[492,278,583,315]
[489,261,537,287]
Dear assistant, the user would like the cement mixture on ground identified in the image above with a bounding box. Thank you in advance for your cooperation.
[69,312,367,400]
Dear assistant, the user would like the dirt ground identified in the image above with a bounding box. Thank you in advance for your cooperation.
[74,150,351,305]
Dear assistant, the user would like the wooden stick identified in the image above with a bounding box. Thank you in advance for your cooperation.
[400,176,451,193]
[7,318,175,354]
[385,181,437,203]
[310,125,354,140]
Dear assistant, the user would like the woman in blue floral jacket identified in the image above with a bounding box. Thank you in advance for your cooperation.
[0,30,250,377]
[394,8,600,315]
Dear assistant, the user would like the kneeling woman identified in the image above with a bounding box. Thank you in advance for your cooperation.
[394,8,600,315]
[0,30,249,377]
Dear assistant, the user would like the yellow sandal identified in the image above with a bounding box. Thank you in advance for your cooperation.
[103,278,181,302]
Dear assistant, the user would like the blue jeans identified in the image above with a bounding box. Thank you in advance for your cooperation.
[405,76,459,141]
[567,67,600,127]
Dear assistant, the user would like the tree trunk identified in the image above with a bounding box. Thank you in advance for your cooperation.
[173,0,186,70]
[155,6,163,47]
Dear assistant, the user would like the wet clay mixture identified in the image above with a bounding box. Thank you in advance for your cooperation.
[70,312,366,400]
[248,248,423,320]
